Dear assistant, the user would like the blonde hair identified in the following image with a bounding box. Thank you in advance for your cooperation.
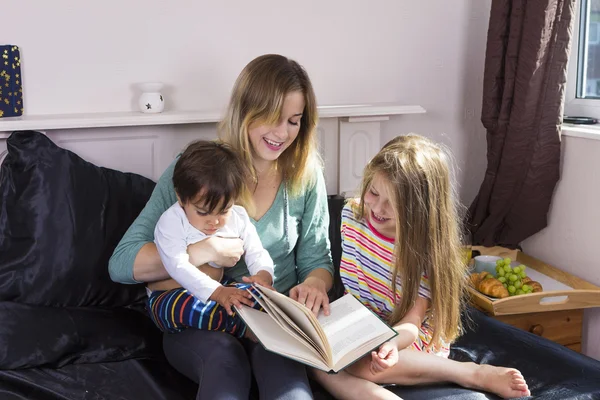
[217,54,321,203]
[353,134,468,348]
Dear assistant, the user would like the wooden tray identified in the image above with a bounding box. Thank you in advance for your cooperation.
[468,246,600,316]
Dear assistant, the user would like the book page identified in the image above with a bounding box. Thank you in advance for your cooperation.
[247,291,328,361]
[333,334,396,373]
[236,306,330,372]
[250,291,329,362]
[256,286,331,362]
[318,294,396,366]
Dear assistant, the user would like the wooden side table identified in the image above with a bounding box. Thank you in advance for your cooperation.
[468,246,600,352]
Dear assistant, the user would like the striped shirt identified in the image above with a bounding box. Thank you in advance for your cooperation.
[339,202,449,356]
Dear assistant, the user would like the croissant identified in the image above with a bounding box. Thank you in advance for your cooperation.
[469,273,480,288]
[529,281,543,293]
[522,276,532,284]
[478,277,510,298]
[469,271,492,288]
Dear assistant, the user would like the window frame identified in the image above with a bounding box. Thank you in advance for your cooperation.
[565,0,600,118]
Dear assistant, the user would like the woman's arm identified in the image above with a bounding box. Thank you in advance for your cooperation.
[290,170,334,314]
[108,160,178,284]
[109,157,246,284]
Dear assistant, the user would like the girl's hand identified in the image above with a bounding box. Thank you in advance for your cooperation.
[370,341,399,375]
[290,276,330,316]
[242,270,274,290]
[188,236,244,267]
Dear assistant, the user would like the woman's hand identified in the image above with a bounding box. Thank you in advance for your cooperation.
[369,341,399,375]
[290,276,330,316]
[187,236,244,267]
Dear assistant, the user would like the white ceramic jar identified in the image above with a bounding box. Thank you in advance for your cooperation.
[138,82,165,113]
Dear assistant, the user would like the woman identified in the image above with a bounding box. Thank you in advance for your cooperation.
[109,54,334,400]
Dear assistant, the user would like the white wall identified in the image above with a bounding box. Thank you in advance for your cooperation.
[0,0,491,206]
[523,134,600,360]
[5,0,598,360]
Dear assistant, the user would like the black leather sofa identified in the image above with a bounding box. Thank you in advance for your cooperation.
[1,131,600,400]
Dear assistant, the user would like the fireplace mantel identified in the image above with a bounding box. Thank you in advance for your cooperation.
[0,103,426,195]
[0,103,424,133]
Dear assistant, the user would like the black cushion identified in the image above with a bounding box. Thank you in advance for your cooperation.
[0,301,160,370]
[0,130,153,307]
[0,131,158,369]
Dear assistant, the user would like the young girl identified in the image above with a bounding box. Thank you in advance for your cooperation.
[313,134,530,400]
[148,140,274,339]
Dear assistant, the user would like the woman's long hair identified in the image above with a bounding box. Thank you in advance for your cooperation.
[218,54,321,207]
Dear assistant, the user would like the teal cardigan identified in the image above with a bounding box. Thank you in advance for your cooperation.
[108,158,334,294]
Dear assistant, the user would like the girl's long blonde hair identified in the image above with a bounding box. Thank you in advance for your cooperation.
[354,134,468,348]
[217,54,321,204]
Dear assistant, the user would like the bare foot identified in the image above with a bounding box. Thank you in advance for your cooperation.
[466,363,530,399]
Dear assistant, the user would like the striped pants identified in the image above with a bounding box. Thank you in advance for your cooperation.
[147,282,263,338]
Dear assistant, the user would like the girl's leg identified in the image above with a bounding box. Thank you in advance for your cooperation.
[311,368,402,400]
[162,329,252,400]
[346,349,530,399]
[246,339,313,400]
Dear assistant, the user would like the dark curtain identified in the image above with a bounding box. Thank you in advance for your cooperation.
[468,0,577,248]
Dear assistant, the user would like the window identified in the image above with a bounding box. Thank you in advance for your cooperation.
[576,0,600,98]
[565,0,600,119]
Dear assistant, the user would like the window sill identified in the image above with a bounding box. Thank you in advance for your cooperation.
[561,123,600,141]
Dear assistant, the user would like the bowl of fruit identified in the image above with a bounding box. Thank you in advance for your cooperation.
[469,257,543,299]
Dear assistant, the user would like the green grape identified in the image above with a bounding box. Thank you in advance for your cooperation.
[519,271,527,278]
[508,285,516,294]
[514,281,523,289]
[497,269,505,277]
[509,274,518,282]
[516,289,525,295]
[503,265,512,273]
[513,266,521,274]
[496,260,504,267]
[503,258,511,265]
[522,284,531,292]
[498,276,507,283]
[518,264,526,271]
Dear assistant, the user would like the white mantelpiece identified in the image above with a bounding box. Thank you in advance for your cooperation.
[0,103,426,195]
[0,104,424,133]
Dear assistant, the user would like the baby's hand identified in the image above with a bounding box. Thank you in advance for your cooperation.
[242,270,274,290]
[209,286,255,316]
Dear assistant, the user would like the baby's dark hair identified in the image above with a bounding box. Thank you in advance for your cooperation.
[173,140,250,213]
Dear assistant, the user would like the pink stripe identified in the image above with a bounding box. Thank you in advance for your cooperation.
[367,218,395,243]
[345,225,393,258]
[345,230,393,264]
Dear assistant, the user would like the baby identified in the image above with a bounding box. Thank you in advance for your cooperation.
[146,140,273,338]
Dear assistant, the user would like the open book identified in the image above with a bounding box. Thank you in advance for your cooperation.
[236,285,397,373]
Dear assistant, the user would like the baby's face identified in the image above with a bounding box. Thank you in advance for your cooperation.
[180,198,233,235]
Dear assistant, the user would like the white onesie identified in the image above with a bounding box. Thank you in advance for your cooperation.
[154,203,274,302]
